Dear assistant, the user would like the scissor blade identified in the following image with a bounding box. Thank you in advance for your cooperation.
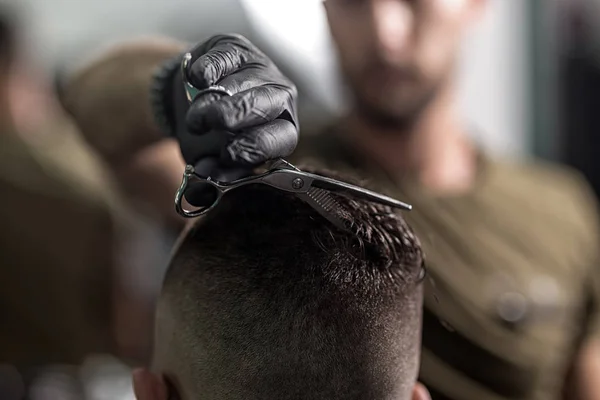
[309,174,412,211]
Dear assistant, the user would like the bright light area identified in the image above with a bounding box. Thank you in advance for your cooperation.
[240,0,329,70]
[239,0,344,113]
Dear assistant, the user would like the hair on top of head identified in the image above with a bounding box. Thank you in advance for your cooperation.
[307,166,422,279]
[176,165,424,291]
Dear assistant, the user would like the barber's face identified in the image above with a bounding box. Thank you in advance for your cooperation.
[324,0,484,128]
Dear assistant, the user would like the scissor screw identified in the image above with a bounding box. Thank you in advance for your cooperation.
[292,178,304,189]
[185,165,195,175]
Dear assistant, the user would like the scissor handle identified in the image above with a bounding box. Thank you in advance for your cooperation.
[175,165,225,218]
[175,54,236,217]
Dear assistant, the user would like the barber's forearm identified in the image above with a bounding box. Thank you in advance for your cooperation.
[61,37,186,162]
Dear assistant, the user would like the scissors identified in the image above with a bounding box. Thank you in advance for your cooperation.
[175,52,413,231]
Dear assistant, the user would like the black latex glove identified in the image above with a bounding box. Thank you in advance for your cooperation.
[166,34,299,206]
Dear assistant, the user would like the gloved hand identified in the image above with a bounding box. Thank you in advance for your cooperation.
[159,34,299,206]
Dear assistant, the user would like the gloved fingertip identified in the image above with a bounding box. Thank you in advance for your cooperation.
[191,93,222,110]
[184,182,219,207]
[209,165,251,183]
[187,95,232,134]
[183,157,250,208]
[185,111,208,134]
[223,119,298,166]
[182,158,219,207]
[193,157,220,177]
[190,57,217,88]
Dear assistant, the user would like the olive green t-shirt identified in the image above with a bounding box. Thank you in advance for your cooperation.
[293,132,600,400]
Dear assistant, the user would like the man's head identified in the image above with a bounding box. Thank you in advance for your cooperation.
[324,0,485,129]
[134,170,427,400]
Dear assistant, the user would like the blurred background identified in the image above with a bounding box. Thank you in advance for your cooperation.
[1,0,599,399]
[12,0,598,195]
[20,0,530,156]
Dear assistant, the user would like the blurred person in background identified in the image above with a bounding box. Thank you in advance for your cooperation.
[61,1,600,400]
[0,4,159,396]
[0,5,117,367]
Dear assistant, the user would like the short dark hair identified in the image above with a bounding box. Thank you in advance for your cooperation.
[155,169,424,400]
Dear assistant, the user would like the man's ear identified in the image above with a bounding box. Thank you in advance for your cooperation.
[132,368,168,400]
[412,382,431,400]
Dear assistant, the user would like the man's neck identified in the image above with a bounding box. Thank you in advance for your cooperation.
[345,86,477,194]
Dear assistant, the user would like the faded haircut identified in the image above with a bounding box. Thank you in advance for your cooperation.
[153,169,425,400]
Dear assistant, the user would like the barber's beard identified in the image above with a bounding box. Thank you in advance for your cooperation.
[351,79,443,135]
